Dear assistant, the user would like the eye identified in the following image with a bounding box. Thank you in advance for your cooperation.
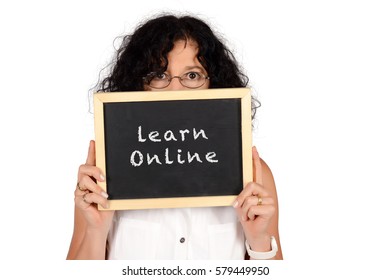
[184,71,201,80]
[154,73,167,80]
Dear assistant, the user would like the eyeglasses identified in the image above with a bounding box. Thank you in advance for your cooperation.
[143,71,210,89]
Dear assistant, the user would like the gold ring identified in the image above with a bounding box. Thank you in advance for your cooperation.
[257,196,263,206]
[77,182,86,192]
[82,193,90,204]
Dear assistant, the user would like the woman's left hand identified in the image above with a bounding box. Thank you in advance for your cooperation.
[233,147,276,252]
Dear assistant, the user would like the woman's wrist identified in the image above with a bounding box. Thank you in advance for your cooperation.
[247,234,271,252]
[85,227,109,242]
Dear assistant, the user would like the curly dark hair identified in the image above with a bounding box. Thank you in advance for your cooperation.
[94,14,260,118]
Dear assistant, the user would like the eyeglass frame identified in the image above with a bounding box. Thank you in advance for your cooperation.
[143,72,210,89]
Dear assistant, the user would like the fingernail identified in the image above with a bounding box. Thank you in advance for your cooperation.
[242,215,247,221]
[232,200,239,208]
[101,191,109,199]
[100,174,105,181]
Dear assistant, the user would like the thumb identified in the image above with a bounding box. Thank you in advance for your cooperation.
[86,140,96,166]
[252,146,263,185]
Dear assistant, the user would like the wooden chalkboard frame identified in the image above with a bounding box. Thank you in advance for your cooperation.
[94,88,253,210]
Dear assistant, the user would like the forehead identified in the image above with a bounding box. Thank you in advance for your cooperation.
[166,40,203,71]
[168,40,199,59]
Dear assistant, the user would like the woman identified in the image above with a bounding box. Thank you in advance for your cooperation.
[67,14,283,260]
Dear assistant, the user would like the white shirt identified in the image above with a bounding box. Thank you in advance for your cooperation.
[107,206,246,259]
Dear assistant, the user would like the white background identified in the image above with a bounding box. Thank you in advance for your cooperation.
[1,0,389,279]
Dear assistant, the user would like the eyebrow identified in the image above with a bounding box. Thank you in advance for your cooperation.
[183,66,206,72]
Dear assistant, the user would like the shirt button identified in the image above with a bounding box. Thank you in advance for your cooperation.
[180,237,185,243]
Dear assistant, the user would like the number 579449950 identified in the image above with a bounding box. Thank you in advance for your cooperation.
[215,266,270,276]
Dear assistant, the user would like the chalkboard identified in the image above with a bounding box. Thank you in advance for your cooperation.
[94,88,253,210]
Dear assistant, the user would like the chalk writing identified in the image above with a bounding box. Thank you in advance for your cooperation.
[130,126,218,167]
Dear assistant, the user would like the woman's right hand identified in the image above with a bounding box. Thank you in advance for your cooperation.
[74,140,114,234]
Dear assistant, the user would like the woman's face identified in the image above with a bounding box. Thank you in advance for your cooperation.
[146,40,210,91]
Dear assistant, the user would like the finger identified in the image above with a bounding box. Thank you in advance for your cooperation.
[74,193,93,209]
[239,195,259,221]
[84,192,109,209]
[78,175,108,198]
[74,186,87,196]
[252,146,263,185]
[75,192,109,209]
[86,140,96,166]
[241,196,274,221]
[234,182,269,208]
[78,164,105,183]
[245,204,276,221]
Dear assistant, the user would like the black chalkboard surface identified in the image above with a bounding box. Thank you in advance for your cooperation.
[94,88,253,210]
